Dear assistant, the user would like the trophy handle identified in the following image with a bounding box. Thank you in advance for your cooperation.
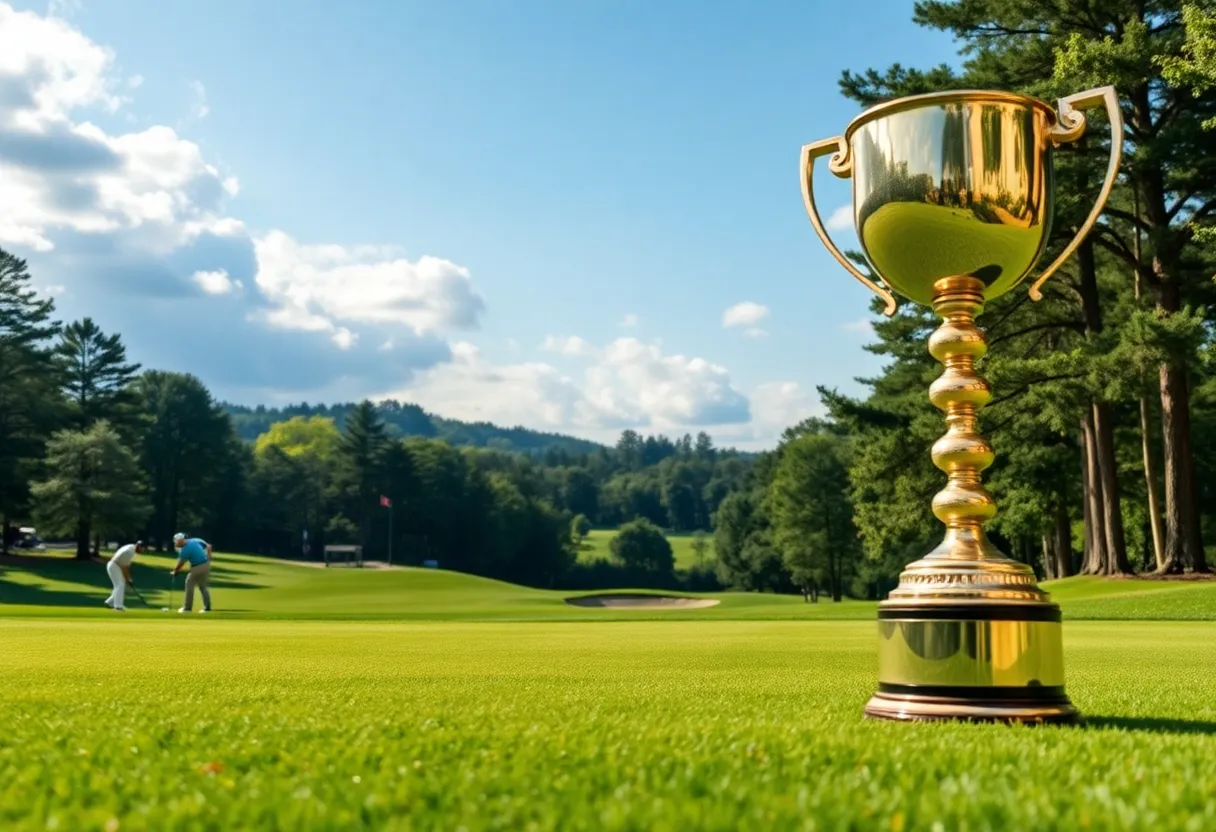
[801,136,898,316]
[1028,86,1124,301]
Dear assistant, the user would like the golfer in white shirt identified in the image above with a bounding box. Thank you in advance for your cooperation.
[104,541,145,611]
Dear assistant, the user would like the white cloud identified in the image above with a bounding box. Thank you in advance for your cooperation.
[619,312,639,328]
[722,301,769,329]
[826,204,853,232]
[127,74,144,89]
[252,230,485,339]
[541,334,596,357]
[714,381,825,451]
[331,327,356,350]
[385,335,751,438]
[743,327,767,339]
[192,268,240,295]
[188,80,208,120]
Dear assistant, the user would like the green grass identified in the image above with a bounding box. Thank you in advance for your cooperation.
[4,550,1216,621]
[3,554,1216,828]
[576,528,710,571]
[3,618,1216,830]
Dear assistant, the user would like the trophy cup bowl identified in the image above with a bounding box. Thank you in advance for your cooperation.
[800,87,1122,723]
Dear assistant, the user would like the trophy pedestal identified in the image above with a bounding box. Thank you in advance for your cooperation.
[860,277,1078,725]
[863,605,1078,724]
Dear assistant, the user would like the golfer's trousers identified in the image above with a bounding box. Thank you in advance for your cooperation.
[183,562,212,610]
[105,561,125,608]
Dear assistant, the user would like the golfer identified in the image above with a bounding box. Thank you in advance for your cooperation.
[104,540,145,611]
[172,532,214,613]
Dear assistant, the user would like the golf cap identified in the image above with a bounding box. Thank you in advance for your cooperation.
[173,532,186,542]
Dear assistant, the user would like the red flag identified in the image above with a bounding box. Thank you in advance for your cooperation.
[380,495,391,508]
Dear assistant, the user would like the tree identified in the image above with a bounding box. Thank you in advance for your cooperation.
[0,248,60,549]
[610,519,674,575]
[51,318,141,557]
[136,371,233,547]
[254,415,342,460]
[768,429,858,602]
[53,318,141,432]
[712,490,788,591]
[336,401,389,551]
[571,513,592,541]
[31,421,150,558]
[691,530,709,568]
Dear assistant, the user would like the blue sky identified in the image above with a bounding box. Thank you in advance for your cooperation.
[1,0,959,448]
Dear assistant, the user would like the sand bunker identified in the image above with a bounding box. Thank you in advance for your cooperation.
[564,593,720,610]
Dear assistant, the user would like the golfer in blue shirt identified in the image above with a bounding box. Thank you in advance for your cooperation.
[171,532,213,613]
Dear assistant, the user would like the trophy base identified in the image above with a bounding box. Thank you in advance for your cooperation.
[864,604,1079,725]
[864,686,1079,724]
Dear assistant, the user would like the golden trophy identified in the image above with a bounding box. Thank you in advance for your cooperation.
[800,87,1122,723]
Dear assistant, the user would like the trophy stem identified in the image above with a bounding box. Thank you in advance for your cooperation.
[863,275,1078,724]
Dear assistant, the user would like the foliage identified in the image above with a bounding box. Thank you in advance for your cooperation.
[609,518,675,575]
[30,421,150,553]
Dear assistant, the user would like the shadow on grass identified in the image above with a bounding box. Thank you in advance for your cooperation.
[1083,716,1216,736]
[0,555,265,609]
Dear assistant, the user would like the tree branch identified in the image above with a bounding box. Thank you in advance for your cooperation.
[989,320,1085,348]
[1104,206,1153,233]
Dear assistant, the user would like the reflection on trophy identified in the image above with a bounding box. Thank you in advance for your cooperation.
[801,88,1122,723]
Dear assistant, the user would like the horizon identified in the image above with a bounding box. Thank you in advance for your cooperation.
[1,0,961,450]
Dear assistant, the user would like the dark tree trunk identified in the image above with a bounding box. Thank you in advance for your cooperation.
[1159,359,1208,572]
[75,519,91,561]
[1156,278,1207,572]
[1054,499,1073,578]
[1080,413,1106,574]
[1076,238,1128,575]
[1092,402,1131,574]
[1042,535,1056,580]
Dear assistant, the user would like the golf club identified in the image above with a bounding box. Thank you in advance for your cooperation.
[165,571,174,613]
[128,584,153,608]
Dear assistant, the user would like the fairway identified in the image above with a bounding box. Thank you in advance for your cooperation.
[4,619,1216,830]
[576,528,709,571]
[4,554,1216,829]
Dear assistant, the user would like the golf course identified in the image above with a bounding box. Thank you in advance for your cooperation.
[3,552,1215,830]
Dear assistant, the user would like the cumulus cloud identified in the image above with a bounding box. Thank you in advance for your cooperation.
[541,334,596,357]
[384,335,751,439]
[713,381,825,451]
[618,312,639,328]
[252,230,485,339]
[192,268,239,295]
[722,301,769,329]
[826,204,853,232]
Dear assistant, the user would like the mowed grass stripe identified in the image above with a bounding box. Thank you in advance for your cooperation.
[3,619,1215,830]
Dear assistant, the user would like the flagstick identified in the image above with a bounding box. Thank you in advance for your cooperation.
[387,501,394,567]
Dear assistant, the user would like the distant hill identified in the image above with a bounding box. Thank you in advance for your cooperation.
[221,399,607,457]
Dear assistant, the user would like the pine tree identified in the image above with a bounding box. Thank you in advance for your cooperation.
[54,318,141,431]
[30,421,150,557]
[339,400,389,553]
[0,248,61,549]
